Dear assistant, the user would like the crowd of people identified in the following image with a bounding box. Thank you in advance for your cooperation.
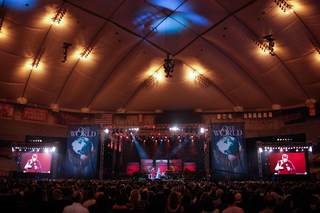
[1,177,320,213]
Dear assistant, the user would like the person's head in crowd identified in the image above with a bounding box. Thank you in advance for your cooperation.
[72,191,83,203]
[95,191,104,199]
[95,194,109,213]
[52,189,63,200]
[168,191,181,210]
[203,196,215,212]
[87,190,95,200]
[264,195,277,210]
[109,187,117,199]
[148,190,154,202]
[216,189,223,198]
[199,193,210,210]
[220,192,228,204]
[116,195,127,206]
[129,189,140,205]
[235,193,242,204]
[226,193,235,206]
[181,193,192,205]
[141,191,148,201]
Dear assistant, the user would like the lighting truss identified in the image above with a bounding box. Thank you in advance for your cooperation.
[31,46,45,69]
[273,0,293,13]
[0,8,5,31]
[52,7,66,25]
[80,40,98,59]
[164,53,174,78]
[248,32,275,56]
[309,36,320,54]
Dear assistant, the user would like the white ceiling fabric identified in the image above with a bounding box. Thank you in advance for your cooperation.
[0,0,319,113]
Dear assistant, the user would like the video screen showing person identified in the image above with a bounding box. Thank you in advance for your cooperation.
[21,153,52,173]
[269,152,307,175]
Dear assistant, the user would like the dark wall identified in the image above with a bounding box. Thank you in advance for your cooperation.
[155,110,202,124]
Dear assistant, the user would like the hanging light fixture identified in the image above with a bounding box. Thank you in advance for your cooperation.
[273,0,293,13]
[31,46,45,69]
[52,7,66,25]
[61,42,72,62]
[0,8,5,31]
[163,53,174,78]
[80,40,98,59]
[309,36,320,54]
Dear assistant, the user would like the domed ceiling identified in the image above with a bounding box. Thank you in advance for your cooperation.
[0,0,319,113]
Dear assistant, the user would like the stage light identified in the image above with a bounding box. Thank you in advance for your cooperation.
[273,0,293,13]
[309,146,313,152]
[80,40,98,59]
[52,147,56,152]
[269,149,273,152]
[44,148,49,153]
[31,46,45,69]
[0,8,5,32]
[200,128,205,134]
[296,149,298,152]
[259,148,263,153]
[52,7,66,25]
[170,127,180,131]
[280,148,283,152]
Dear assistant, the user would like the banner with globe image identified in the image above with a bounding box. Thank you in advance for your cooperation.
[210,122,247,181]
[65,124,99,179]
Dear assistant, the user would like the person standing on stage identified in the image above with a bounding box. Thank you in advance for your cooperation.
[24,154,42,173]
[274,154,296,174]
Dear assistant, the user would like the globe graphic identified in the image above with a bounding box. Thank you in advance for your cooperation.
[71,137,94,161]
[216,136,241,160]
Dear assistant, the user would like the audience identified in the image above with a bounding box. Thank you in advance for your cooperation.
[2,178,320,213]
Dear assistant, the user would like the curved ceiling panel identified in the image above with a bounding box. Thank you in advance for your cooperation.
[0,0,319,113]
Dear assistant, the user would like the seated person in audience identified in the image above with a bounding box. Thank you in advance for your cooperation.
[63,191,89,213]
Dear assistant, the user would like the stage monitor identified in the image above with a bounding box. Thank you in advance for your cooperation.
[19,153,52,173]
[269,152,307,175]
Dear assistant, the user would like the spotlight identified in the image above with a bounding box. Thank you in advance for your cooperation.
[52,7,66,25]
[44,148,49,153]
[259,148,263,153]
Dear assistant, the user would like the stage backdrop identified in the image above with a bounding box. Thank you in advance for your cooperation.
[211,122,247,181]
[65,124,99,179]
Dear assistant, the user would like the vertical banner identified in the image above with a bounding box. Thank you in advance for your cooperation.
[211,122,247,181]
[65,124,99,179]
